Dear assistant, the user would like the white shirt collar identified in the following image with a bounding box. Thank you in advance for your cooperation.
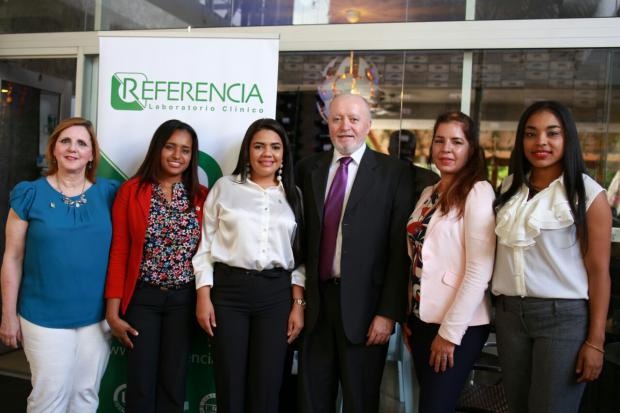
[331,144,366,167]
[235,174,285,193]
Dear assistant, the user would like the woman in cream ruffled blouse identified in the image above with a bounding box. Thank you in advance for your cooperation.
[492,101,611,413]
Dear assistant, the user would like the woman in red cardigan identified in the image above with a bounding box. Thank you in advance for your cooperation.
[105,119,208,412]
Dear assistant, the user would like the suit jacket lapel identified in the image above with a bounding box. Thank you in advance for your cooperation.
[310,152,332,222]
[345,148,376,214]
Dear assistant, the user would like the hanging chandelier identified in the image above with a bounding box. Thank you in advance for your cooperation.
[317,51,381,119]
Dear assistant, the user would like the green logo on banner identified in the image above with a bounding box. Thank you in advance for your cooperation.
[198,151,223,187]
[110,72,264,112]
[199,394,217,413]
[111,73,147,111]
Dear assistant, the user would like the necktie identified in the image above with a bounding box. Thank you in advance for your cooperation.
[319,156,352,281]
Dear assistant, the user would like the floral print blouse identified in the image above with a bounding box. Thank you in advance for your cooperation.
[406,191,440,317]
[139,183,200,287]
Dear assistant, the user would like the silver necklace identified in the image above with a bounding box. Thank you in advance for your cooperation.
[55,175,88,208]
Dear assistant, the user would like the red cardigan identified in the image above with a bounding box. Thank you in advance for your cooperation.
[105,177,208,314]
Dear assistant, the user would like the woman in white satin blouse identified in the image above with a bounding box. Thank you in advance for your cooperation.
[192,118,305,413]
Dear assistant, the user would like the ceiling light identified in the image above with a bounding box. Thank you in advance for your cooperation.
[345,9,361,24]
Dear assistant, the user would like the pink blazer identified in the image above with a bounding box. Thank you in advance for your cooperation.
[410,180,496,345]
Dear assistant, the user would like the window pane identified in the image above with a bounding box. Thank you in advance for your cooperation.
[476,0,619,20]
[471,48,616,189]
[0,58,76,254]
[276,50,462,167]
[0,0,95,34]
[3,0,619,33]
[101,0,467,29]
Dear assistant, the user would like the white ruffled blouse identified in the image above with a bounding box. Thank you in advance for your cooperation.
[491,174,603,298]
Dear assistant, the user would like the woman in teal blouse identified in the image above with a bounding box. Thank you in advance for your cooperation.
[0,117,118,413]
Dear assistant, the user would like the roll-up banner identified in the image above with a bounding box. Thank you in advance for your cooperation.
[96,34,279,412]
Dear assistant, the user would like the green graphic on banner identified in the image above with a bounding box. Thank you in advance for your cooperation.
[198,151,223,187]
[110,71,265,113]
[97,151,222,188]
[111,73,147,111]
[97,326,217,413]
[98,152,128,182]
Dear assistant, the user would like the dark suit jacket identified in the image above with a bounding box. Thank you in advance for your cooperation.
[411,164,440,206]
[296,148,414,344]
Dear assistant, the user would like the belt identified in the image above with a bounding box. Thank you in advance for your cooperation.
[137,280,194,291]
[214,262,291,278]
[322,277,341,286]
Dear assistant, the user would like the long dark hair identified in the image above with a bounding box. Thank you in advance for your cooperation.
[494,101,588,251]
[134,119,200,202]
[429,111,487,217]
[232,118,304,266]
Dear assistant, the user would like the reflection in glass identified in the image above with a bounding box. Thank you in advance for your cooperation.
[277,50,463,166]
[0,0,95,34]
[0,0,469,33]
[0,58,76,256]
[476,0,620,19]
[1,0,618,33]
[471,49,617,189]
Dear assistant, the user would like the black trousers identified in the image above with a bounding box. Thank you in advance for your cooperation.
[211,264,292,413]
[407,314,490,413]
[124,282,196,413]
[299,283,388,413]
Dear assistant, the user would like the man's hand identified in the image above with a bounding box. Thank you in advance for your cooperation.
[366,315,394,346]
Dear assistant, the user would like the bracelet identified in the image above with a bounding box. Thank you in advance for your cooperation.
[292,298,306,307]
[584,340,605,354]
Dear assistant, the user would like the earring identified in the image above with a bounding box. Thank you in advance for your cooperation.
[51,158,57,165]
[245,162,251,178]
[277,163,283,182]
[87,161,93,170]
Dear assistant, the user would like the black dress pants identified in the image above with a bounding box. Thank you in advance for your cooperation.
[124,282,196,413]
[211,264,292,413]
[407,314,490,413]
[299,282,388,413]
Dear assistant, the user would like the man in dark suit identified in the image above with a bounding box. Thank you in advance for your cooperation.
[296,94,413,412]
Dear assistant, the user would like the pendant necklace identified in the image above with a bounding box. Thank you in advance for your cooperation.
[56,175,88,208]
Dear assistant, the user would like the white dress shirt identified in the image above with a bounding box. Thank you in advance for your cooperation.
[492,174,604,298]
[324,144,366,277]
[193,175,305,288]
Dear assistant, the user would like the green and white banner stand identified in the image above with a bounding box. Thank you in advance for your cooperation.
[95,34,279,412]
[98,333,217,413]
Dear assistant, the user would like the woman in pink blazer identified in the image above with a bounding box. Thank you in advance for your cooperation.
[403,111,496,412]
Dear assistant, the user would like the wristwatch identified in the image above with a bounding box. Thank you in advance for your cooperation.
[292,298,306,307]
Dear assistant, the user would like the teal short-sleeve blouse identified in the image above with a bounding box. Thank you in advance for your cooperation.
[10,177,119,328]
